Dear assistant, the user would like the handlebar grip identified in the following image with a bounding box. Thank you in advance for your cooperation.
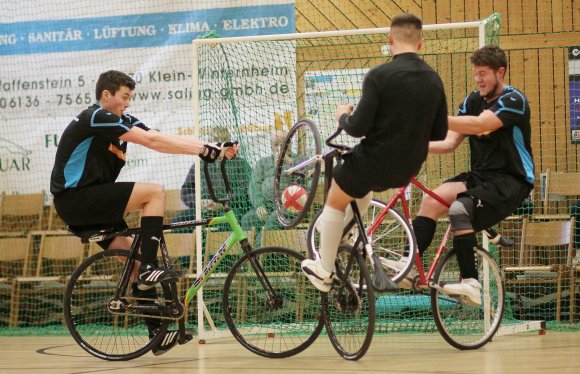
[203,158,232,206]
[325,127,343,147]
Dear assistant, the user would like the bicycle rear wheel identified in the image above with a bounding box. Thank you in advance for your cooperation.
[325,244,375,360]
[223,246,325,358]
[431,246,505,350]
[308,199,416,284]
[274,119,322,228]
[64,249,169,361]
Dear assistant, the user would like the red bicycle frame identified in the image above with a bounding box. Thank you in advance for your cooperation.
[367,176,452,289]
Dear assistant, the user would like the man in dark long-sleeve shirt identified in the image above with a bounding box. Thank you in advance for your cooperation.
[302,13,448,292]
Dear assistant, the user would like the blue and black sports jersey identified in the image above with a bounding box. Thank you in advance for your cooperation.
[457,86,535,186]
[50,104,149,195]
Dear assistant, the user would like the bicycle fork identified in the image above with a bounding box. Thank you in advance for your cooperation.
[240,239,283,309]
[350,201,398,292]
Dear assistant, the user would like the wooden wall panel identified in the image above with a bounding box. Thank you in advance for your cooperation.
[538,49,557,171]
[521,49,541,176]
[521,1,537,34]
[478,0,495,20]
[420,0,437,24]
[351,2,391,27]
[536,0,553,33]
[507,0,523,35]
[463,0,482,21]
[553,49,568,169]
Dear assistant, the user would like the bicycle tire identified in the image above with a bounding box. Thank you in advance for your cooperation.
[431,246,505,350]
[324,244,375,360]
[222,246,325,358]
[307,199,416,283]
[64,249,169,361]
[274,119,322,228]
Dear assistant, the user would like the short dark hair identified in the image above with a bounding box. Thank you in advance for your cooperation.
[391,13,423,30]
[95,70,136,100]
[390,13,422,44]
[470,45,507,71]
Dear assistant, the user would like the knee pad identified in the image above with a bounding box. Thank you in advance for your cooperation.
[449,196,475,232]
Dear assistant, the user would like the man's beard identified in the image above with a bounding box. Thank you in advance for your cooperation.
[482,82,500,101]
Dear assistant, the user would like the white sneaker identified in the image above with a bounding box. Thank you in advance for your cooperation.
[301,259,334,292]
[380,258,417,289]
[442,278,482,306]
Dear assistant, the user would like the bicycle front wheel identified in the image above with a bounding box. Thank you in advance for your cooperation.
[308,199,416,283]
[325,244,375,360]
[274,119,322,228]
[64,249,169,361]
[223,246,325,358]
[431,246,505,350]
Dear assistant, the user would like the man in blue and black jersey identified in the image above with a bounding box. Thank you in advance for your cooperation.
[391,45,535,305]
[50,70,238,354]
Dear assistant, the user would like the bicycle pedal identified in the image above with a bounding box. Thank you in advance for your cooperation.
[179,329,195,345]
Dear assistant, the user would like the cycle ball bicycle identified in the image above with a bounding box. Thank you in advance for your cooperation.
[63,159,325,361]
[275,119,410,360]
[310,176,506,350]
[275,119,505,354]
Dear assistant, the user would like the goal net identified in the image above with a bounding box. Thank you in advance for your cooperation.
[190,13,539,340]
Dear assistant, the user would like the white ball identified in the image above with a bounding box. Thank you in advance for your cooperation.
[281,185,308,213]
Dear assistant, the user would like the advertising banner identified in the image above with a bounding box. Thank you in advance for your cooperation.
[0,1,295,194]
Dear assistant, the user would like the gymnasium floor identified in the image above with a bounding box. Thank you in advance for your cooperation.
[1,331,579,373]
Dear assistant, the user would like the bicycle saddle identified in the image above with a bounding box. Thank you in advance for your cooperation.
[67,226,119,243]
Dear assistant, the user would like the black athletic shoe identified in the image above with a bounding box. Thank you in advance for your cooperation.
[137,264,184,290]
[151,329,194,356]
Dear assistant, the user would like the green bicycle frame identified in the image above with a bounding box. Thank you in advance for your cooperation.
[183,209,247,305]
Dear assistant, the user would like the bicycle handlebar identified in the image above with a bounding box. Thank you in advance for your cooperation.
[203,156,232,207]
[325,126,351,152]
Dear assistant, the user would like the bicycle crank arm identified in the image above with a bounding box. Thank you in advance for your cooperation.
[429,282,445,293]
[128,303,184,318]
[371,253,399,292]
[177,317,195,344]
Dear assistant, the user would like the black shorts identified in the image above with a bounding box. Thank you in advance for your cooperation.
[446,171,532,231]
[53,182,135,249]
[333,156,405,198]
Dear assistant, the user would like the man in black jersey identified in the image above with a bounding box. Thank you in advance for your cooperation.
[301,13,448,292]
[391,45,534,305]
[50,70,238,354]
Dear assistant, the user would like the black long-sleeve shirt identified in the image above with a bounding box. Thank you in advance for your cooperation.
[339,52,448,187]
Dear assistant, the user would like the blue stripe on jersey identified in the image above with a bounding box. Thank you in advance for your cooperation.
[495,87,526,116]
[64,137,94,188]
[458,95,470,114]
[512,126,534,184]
[90,108,130,131]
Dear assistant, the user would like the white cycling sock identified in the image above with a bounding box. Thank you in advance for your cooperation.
[319,205,346,273]
[343,191,373,229]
